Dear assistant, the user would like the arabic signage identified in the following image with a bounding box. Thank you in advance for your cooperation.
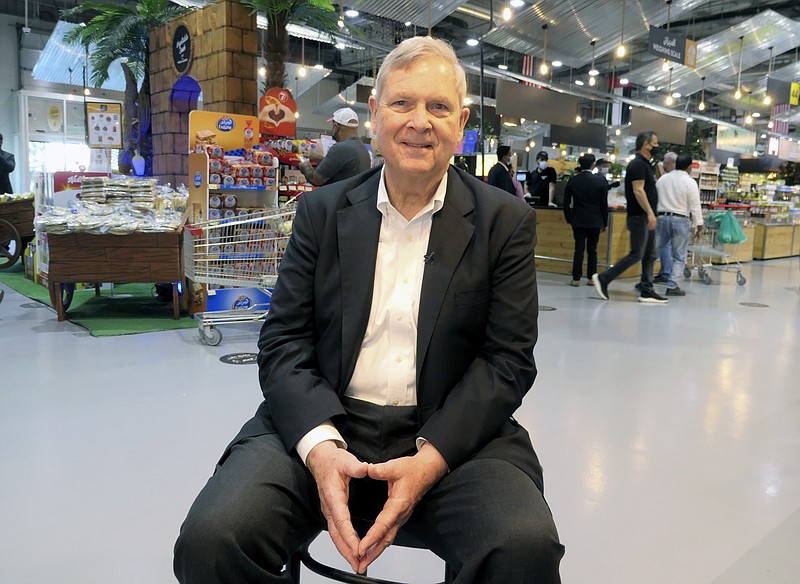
[648,26,697,68]
[172,24,192,74]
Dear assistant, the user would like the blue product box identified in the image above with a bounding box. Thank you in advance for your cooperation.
[205,287,273,312]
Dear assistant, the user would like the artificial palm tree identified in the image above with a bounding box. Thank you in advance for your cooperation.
[241,0,340,92]
[62,0,188,175]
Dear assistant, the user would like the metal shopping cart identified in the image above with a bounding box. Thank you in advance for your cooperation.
[685,208,747,287]
[184,204,296,345]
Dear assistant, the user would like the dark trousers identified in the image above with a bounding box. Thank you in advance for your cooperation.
[174,398,564,583]
[571,226,602,280]
[598,214,656,291]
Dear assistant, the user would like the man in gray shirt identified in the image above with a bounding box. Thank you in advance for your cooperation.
[299,107,371,185]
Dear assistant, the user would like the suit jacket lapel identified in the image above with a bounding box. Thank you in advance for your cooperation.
[417,169,475,381]
[337,174,382,391]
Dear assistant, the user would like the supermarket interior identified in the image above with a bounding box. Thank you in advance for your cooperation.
[0,1,799,583]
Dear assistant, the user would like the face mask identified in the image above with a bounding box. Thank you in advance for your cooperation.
[538,161,548,170]
[649,145,661,157]
[599,167,609,175]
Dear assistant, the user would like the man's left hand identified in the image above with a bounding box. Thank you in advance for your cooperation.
[356,443,448,572]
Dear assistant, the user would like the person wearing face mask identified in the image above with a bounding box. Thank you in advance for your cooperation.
[526,151,557,207]
[592,131,668,304]
[487,145,516,196]
[594,159,621,191]
[298,107,372,186]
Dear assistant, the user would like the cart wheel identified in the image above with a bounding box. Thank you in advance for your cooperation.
[683,267,692,278]
[736,273,747,286]
[0,218,21,269]
[48,283,76,311]
[202,327,222,346]
[702,273,712,285]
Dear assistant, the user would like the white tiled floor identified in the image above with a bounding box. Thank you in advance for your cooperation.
[1,257,798,584]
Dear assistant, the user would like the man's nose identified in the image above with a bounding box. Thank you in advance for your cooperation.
[407,104,432,131]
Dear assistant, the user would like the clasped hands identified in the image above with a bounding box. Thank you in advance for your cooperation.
[306,440,448,574]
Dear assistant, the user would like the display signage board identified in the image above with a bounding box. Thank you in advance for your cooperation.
[777,138,800,162]
[548,123,607,150]
[496,79,580,128]
[648,26,697,68]
[172,23,192,75]
[188,110,259,153]
[259,87,297,137]
[766,78,794,105]
[791,82,800,106]
[629,108,687,145]
[86,102,122,148]
[715,126,756,154]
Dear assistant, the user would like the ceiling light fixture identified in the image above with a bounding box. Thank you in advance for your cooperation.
[734,36,744,100]
[647,85,656,92]
[619,77,629,86]
[539,24,549,75]
[298,38,307,77]
[576,114,582,124]
[575,79,585,86]
[617,0,626,57]
[764,46,774,105]
[502,6,512,20]
[552,60,563,68]
[345,9,359,17]
[698,76,706,111]
[665,67,674,105]
[466,38,479,47]
[498,48,508,70]
[745,91,753,124]
[588,40,598,86]
[510,0,524,6]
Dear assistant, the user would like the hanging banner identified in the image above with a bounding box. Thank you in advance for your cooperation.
[86,102,122,148]
[259,87,297,137]
[648,26,697,69]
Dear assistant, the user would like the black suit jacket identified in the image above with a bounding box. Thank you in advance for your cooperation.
[0,149,15,194]
[234,166,545,491]
[563,170,609,229]
[487,162,516,196]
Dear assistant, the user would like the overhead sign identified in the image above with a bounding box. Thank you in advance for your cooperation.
[496,79,580,128]
[791,82,800,106]
[777,138,800,162]
[648,26,697,68]
[716,126,756,155]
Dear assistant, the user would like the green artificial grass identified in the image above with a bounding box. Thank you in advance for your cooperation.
[0,261,196,336]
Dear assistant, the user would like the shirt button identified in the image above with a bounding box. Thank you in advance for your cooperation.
[392,399,400,406]
[402,278,409,284]
[396,315,403,322]
[407,236,414,241]
[395,355,402,363]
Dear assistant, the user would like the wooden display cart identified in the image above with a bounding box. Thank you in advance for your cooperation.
[46,230,183,321]
[752,223,795,260]
[0,198,35,269]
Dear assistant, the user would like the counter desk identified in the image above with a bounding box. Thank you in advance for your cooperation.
[533,207,643,279]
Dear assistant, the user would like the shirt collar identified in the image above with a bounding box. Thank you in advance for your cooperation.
[376,166,447,220]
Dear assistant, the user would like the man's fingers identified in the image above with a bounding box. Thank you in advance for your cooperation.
[327,524,361,572]
[357,518,397,572]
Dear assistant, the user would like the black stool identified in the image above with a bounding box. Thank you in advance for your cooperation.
[286,520,455,584]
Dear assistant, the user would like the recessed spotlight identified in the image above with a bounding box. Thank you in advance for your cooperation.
[510,0,524,6]
[575,79,584,86]
[647,85,656,92]
[619,78,629,85]
[672,92,681,98]
[314,63,324,70]
[760,134,767,138]
[589,69,599,76]
[404,21,412,27]
[615,128,621,136]
[552,60,563,68]
[686,117,693,123]
[752,112,761,118]
[498,64,508,70]
[466,38,479,47]
[345,9,359,17]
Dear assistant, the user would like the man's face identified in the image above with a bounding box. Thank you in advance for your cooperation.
[663,158,675,172]
[331,123,341,142]
[369,57,469,183]
[647,135,660,153]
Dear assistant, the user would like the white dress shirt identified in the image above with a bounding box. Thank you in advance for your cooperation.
[655,169,704,227]
[295,167,448,463]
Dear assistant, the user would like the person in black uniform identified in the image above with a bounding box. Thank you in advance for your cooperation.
[526,151,557,207]
[486,145,516,195]
[563,154,608,286]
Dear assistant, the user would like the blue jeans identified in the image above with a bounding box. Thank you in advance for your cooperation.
[655,216,690,289]
[598,215,656,292]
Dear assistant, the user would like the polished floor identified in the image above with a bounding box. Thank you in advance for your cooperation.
[1,257,798,584]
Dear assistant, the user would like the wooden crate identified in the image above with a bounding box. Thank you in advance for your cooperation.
[753,224,794,260]
[47,231,183,321]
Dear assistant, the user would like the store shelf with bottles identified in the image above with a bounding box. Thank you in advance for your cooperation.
[696,162,720,204]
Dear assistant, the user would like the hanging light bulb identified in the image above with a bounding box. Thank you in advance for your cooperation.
[502,7,512,20]
[298,38,306,77]
[734,36,744,100]
[258,65,266,77]
[698,76,706,111]
[539,24,549,75]
[665,67,674,106]
[617,0,627,57]
[662,59,670,72]
[764,46,774,105]
[576,114,582,124]
[589,76,596,86]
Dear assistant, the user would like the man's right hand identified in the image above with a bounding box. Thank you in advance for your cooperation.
[306,441,369,572]
[647,212,657,231]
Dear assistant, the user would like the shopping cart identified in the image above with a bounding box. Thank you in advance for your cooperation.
[184,204,296,345]
[685,210,747,286]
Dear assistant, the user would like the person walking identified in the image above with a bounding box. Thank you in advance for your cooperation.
[654,152,704,296]
[592,131,668,304]
[563,154,608,286]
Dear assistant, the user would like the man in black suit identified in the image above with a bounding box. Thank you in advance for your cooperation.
[175,36,563,584]
[0,133,15,194]
[487,144,516,195]
[563,154,608,286]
